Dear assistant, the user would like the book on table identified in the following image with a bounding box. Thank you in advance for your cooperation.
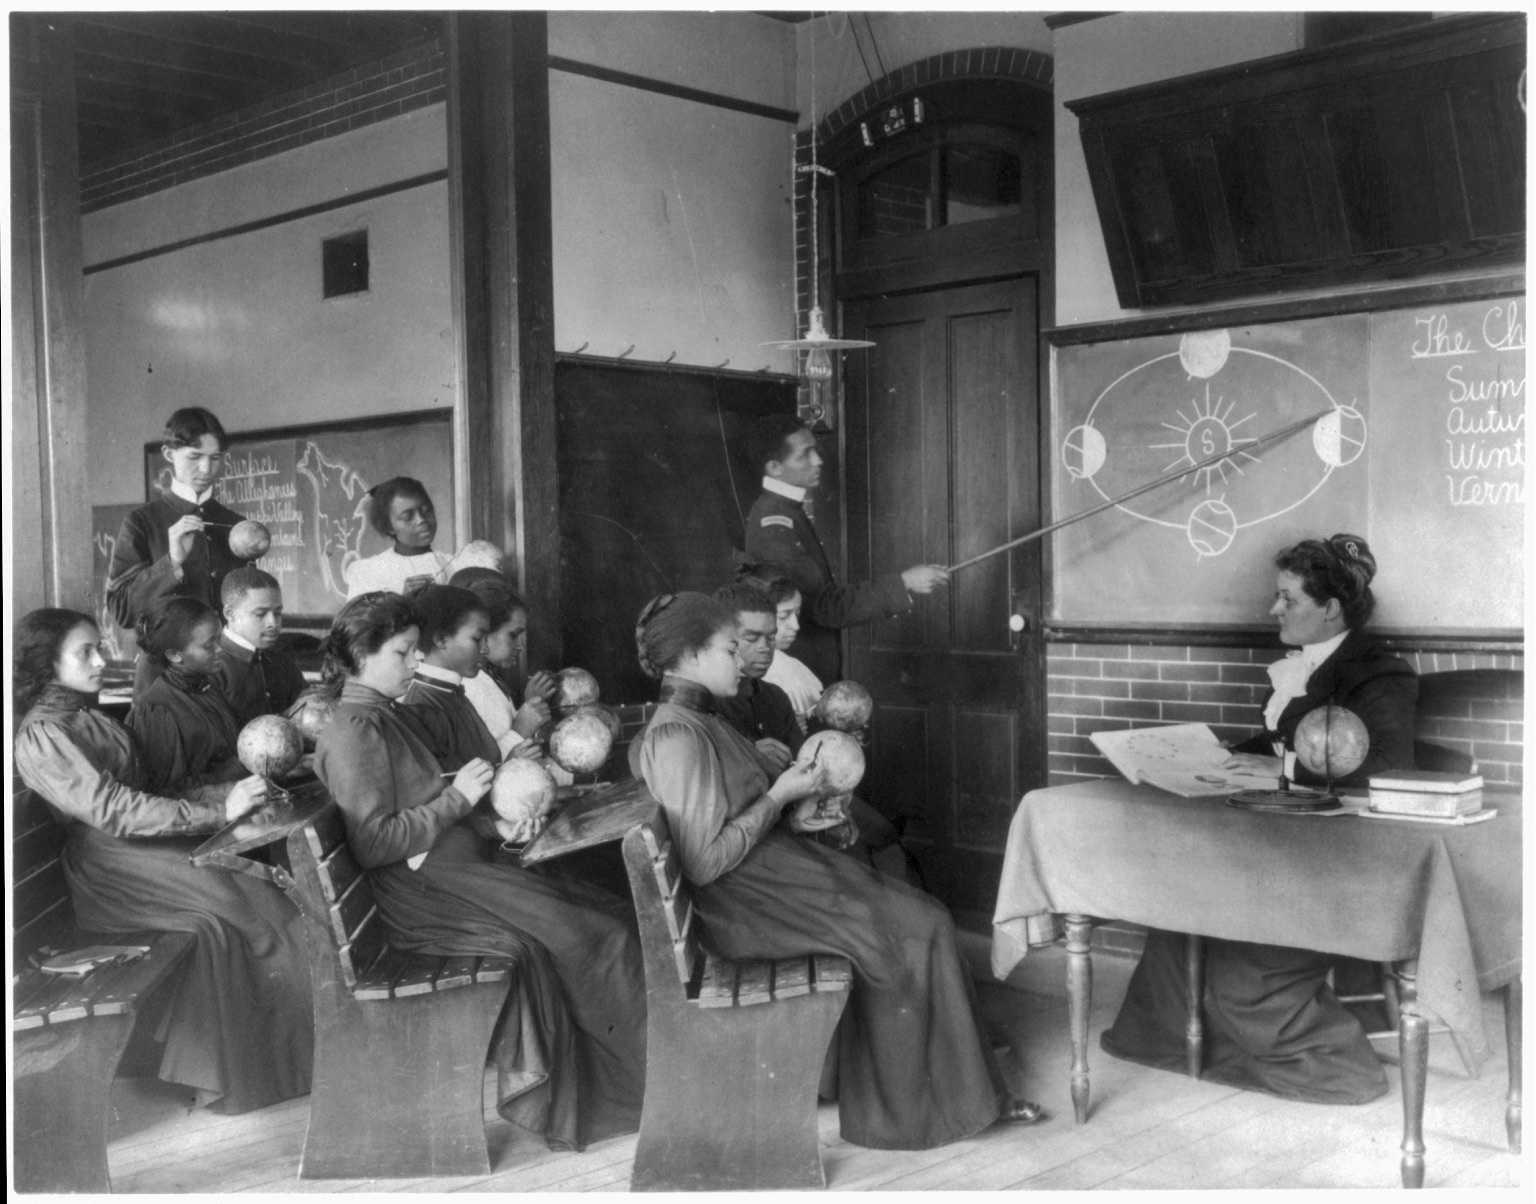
[1368,787,1485,818]
[1366,769,1483,793]
[1089,723,1281,798]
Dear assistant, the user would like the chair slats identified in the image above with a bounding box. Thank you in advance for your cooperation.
[698,956,738,1008]
[434,955,477,990]
[812,955,853,993]
[772,957,812,999]
[315,842,362,906]
[474,956,517,984]
[82,934,197,1017]
[329,870,376,949]
[734,959,774,1006]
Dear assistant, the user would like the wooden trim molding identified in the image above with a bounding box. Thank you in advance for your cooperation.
[547,56,797,124]
[1047,272,1526,346]
[1045,622,1524,655]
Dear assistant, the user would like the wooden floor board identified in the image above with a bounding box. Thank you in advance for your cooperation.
[90,941,1520,1192]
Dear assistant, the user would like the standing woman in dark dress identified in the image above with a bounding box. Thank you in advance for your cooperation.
[1102,534,1416,1104]
[630,592,1045,1150]
[127,597,244,794]
[314,592,644,1150]
[106,407,245,693]
[13,609,312,1112]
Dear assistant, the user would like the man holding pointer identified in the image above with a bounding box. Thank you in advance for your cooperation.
[742,415,947,683]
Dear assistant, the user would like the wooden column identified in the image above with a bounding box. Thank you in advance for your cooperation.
[10,17,91,613]
[445,12,560,665]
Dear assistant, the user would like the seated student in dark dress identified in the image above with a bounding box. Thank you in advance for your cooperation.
[13,608,312,1113]
[401,585,543,768]
[211,566,307,726]
[106,407,246,694]
[127,596,246,794]
[631,592,1045,1150]
[313,591,644,1150]
[1102,534,1416,1105]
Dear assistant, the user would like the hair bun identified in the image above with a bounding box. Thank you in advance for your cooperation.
[1327,533,1375,583]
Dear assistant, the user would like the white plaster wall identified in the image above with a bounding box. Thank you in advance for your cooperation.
[82,110,454,509]
[548,12,798,368]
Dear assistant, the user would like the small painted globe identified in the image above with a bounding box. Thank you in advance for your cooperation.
[1293,705,1370,780]
[228,520,273,560]
[237,714,304,779]
[574,703,622,741]
[553,666,601,710]
[448,539,505,576]
[489,758,557,824]
[796,729,866,795]
[286,690,337,749]
[548,709,614,776]
[816,680,874,732]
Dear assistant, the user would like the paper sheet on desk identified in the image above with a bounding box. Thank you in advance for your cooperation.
[1091,722,1281,797]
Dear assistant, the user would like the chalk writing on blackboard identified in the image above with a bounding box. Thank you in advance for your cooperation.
[1060,329,1365,561]
[295,441,373,600]
[1410,300,1526,509]
[146,408,454,619]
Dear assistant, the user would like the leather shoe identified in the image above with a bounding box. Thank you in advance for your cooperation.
[997,1097,1047,1125]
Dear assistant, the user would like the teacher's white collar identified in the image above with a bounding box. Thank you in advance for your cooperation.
[762,476,807,504]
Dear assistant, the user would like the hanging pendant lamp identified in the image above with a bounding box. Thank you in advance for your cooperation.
[763,20,874,381]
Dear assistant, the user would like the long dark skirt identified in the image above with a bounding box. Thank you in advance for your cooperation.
[368,823,645,1150]
[693,830,1005,1150]
[62,825,313,1113]
[1101,928,1388,1105]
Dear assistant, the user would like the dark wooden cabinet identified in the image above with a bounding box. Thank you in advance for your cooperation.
[1069,14,1525,309]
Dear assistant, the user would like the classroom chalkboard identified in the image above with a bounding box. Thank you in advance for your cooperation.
[555,362,797,703]
[144,409,455,620]
[1050,294,1524,632]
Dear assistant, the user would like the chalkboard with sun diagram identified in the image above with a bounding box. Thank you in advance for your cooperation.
[1049,294,1523,633]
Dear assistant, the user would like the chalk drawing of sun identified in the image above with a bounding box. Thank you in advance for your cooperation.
[1147,384,1260,494]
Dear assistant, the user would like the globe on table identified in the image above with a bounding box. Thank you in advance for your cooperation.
[1293,705,1369,781]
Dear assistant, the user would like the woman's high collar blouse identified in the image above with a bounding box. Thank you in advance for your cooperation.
[15,684,227,836]
[314,680,475,868]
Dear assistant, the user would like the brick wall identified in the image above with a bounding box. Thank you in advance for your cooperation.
[1048,640,1524,787]
[80,39,446,213]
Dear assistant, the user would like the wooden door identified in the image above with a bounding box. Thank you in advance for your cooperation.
[841,276,1044,915]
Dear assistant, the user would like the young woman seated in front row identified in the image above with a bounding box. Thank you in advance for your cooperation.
[630,592,1045,1150]
[312,591,644,1150]
[13,609,313,1113]
[1102,534,1417,1104]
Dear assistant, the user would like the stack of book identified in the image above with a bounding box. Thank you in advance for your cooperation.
[1367,770,1484,818]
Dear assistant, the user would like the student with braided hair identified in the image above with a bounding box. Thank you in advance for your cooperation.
[1103,533,1418,1104]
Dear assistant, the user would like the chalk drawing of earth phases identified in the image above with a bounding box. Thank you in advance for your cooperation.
[1061,329,1365,560]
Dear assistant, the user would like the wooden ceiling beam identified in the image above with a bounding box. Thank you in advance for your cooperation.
[71,21,314,90]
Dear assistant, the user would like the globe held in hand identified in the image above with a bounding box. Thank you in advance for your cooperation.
[237,714,304,779]
[490,758,557,824]
[796,729,866,795]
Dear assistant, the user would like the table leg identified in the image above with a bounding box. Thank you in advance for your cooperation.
[1064,914,1093,1124]
[1395,959,1429,1189]
[1184,934,1203,1079]
[1506,977,1522,1154]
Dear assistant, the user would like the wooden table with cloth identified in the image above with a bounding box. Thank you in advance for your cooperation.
[990,779,1522,1189]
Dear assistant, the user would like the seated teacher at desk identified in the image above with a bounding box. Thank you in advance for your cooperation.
[13,608,312,1114]
[631,591,1045,1149]
[1102,533,1417,1105]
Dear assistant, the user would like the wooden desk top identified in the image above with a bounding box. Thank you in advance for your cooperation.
[519,777,658,866]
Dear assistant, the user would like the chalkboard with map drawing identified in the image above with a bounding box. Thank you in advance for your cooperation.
[143,408,454,621]
[1049,293,1524,633]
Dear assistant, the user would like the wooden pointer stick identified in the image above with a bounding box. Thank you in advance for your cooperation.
[945,407,1333,574]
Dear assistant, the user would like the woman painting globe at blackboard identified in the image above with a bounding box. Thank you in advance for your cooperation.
[1101,533,1419,1104]
[107,407,247,692]
[344,476,452,598]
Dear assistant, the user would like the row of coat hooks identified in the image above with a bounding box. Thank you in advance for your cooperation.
[560,340,795,376]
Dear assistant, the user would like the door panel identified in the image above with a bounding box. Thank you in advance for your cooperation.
[842,277,1044,914]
